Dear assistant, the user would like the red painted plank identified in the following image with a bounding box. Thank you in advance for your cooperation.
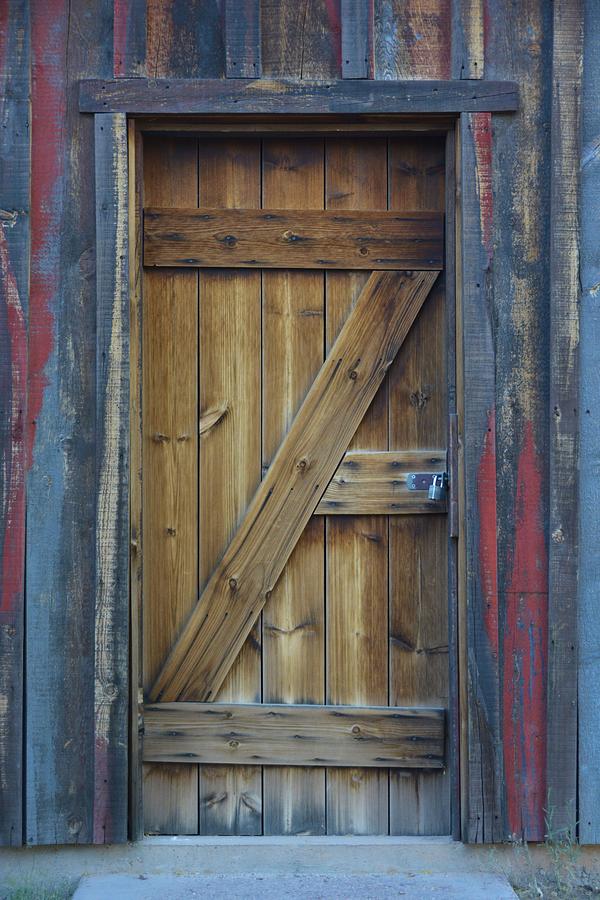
[503,422,548,839]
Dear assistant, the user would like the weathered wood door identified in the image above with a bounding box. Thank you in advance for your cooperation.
[140,132,451,836]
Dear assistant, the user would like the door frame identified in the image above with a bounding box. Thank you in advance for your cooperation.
[91,95,511,841]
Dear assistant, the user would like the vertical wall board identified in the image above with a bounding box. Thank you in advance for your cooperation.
[341,0,373,79]
[451,0,484,80]
[486,0,552,842]
[0,0,30,847]
[114,0,146,76]
[26,0,113,845]
[94,113,130,844]
[261,0,341,79]
[579,0,600,846]
[451,0,502,844]
[374,0,451,80]
[225,0,261,77]
[547,0,582,843]
[146,0,225,78]
[457,112,503,844]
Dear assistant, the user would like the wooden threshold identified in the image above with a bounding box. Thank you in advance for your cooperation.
[314,450,447,515]
[144,208,444,270]
[143,702,445,769]
[80,78,519,115]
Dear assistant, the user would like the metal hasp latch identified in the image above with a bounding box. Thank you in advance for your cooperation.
[406,472,449,502]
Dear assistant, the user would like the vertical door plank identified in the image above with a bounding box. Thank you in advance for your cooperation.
[388,137,450,835]
[142,136,199,834]
[325,138,389,835]
[198,139,263,836]
[262,138,327,835]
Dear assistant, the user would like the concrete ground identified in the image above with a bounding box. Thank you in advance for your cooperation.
[72,871,517,899]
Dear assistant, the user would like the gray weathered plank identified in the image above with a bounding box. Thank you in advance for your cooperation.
[144,703,445,768]
[79,78,519,114]
[0,0,30,848]
[26,0,115,846]
[341,0,373,79]
[547,0,582,843]
[225,0,261,77]
[578,0,600,846]
[94,112,130,844]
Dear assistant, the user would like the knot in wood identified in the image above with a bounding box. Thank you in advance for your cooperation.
[348,369,358,381]
[359,246,369,256]
[351,724,361,735]
[296,457,309,472]
[152,432,170,443]
[228,739,240,749]
[166,527,176,536]
[282,229,300,242]
[229,577,238,591]
[222,234,237,246]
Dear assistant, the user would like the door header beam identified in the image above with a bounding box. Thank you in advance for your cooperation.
[80,78,519,116]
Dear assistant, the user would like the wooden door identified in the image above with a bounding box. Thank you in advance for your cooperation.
[140,132,451,836]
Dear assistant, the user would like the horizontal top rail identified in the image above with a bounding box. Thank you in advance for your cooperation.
[80,78,519,115]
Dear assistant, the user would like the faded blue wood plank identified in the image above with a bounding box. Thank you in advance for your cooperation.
[578,0,600,846]
[341,0,373,79]
[26,0,113,845]
[225,0,261,77]
[0,0,30,848]
[94,113,129,844]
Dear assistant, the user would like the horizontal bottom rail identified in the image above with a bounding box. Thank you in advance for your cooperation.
[143,702,445,769]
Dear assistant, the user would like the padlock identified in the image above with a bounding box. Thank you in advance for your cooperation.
[428,474,446,501]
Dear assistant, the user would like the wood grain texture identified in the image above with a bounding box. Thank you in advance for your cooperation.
[79,78,520,114]
[144,703,445,768]
[261,138,326,836]
[128,121,144,842]
[374,0,452,80]
[225,0,261,77]
[142,136,199,835]
[26,0,114,846]
[261,0,341,79]
[197,138,262,837]
[94,113,130,844]
[152,270,438,704]
[341,0,374,79]
[315,450,447,515]
[113,0,146,76]
[0,0,29,847]
[325,137,389,835]
[144,208,444,270]
[547,0,582,841]
[146,0,225,78]
[579,0,600,846]
[451,0,484,80]
[487,0,552,843]
[387,136,450,836]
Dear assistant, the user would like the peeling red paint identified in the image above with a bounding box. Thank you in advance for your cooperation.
[324,0,342,72]
[113,0,128,76]
[472,112,493,263]
[503,421,548,839]
[0,233,26,620]
[29,0,67,469]
[477,409,498,658]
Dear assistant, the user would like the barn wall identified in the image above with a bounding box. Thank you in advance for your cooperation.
[0,0,585,845]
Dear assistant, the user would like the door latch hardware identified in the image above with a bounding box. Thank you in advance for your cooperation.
[407,472,448,502]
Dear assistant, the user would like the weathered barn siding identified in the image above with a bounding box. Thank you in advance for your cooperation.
[0,0,586,845]
[579,0,600,846]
